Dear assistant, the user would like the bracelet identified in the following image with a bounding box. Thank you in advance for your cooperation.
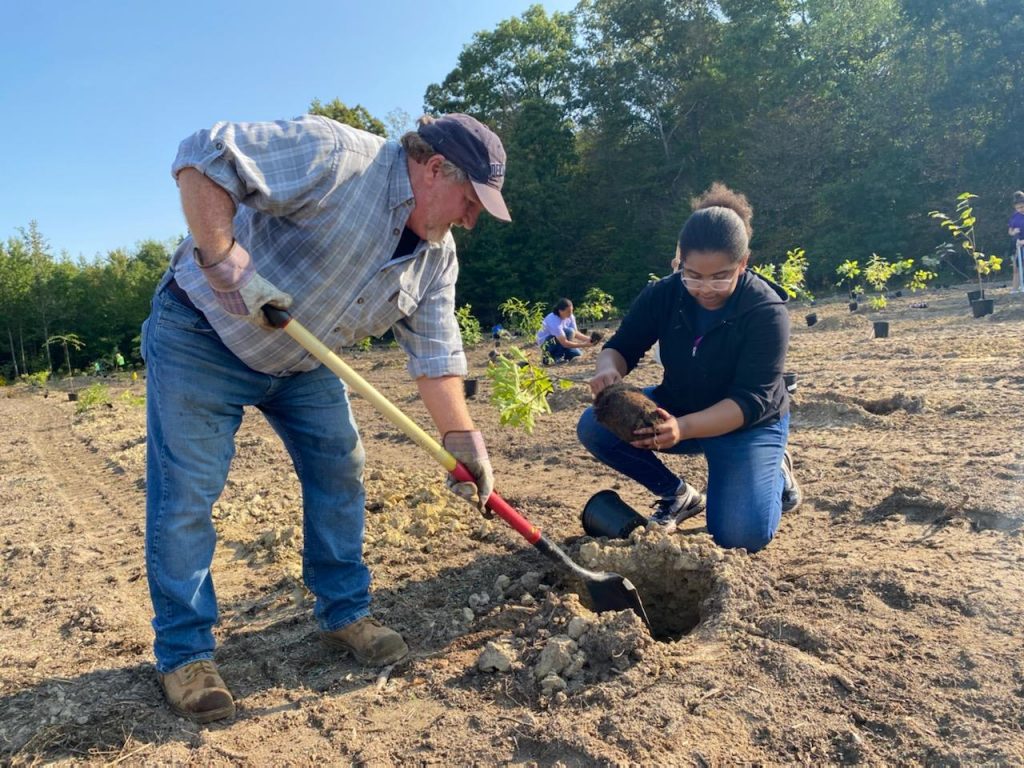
[193,238,236,269]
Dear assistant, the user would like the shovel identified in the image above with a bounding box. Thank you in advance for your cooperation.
[263,307,650,628]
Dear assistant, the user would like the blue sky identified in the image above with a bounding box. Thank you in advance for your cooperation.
[0,0,577,260]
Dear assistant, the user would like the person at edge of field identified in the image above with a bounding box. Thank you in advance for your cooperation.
[1007,190,1024,294]
[141,112,511,723]
[576,182,801,552]
[535,298,595,364]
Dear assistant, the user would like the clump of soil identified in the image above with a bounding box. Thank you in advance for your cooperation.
[588,331,604,344]
[593,383,659,442]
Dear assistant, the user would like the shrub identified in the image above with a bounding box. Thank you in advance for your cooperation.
[455,304,483,346]
[929,192,1001,292]
[75,383,111,413]
[576,287,616,324]
[752,247,814,301]
[498,297,546,336]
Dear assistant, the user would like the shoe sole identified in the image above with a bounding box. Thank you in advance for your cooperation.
[321,634,409,666]
[167,700,236,724]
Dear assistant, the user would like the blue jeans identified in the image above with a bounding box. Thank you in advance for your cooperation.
[577,387,789,552]
[541,330,582,362]
[141,280,371,673]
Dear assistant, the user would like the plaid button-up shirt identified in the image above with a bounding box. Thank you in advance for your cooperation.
[169,115,466,379]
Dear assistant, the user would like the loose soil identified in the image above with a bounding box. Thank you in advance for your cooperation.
[2,285,1023,766]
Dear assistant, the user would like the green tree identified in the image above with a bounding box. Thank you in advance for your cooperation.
[309,97,387,136]
[424,5,582,320]
[0,236,33,377]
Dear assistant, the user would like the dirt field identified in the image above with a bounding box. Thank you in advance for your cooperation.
[2,284,1023,766]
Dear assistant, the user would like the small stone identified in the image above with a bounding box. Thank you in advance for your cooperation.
[564,651,586,679]
[534,636,577,680]
[494,574,512,593]
[462,607,475,623]
[478,641,515,673]
[539,674,567,695]
[520,593,536,606]
[520,571,542,592]
[578,541,600,564]
[567,617,590,640]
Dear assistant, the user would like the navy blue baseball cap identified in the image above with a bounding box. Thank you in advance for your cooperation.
[418,114,511,222]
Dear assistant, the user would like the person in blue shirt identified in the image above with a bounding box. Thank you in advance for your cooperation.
[578,183,800,552]
[1008,191,1024,294]
[535,298,595,364]
[144,113,511,723]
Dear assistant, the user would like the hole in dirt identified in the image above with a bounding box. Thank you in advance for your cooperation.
[568,536,722,641]
[855,392,924,415]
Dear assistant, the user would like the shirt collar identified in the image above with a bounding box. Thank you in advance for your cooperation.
[389,144,416,211]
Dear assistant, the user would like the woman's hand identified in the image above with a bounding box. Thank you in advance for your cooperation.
[630,407,683,451]
[589,368,621,397]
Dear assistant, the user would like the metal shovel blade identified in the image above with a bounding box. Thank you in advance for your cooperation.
[533,534,651,628]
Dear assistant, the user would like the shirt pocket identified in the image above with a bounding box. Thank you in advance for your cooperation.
[339,264,423,341]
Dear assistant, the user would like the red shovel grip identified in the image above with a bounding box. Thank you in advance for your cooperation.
[450,462,541,544]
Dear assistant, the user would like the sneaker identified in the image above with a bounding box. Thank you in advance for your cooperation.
[649,483,706,533]
[321,617,409,665]
[781,450,802,512]
[158,660,235,724]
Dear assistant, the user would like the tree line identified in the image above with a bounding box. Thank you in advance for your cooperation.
[3,0,1019,377]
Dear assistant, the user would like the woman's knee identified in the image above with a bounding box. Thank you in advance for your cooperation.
[710,526,775,553]
[577,407,600,447]
[706,500,779,553]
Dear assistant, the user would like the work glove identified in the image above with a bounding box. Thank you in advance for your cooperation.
[443,430,494,515]
[194,239,292,330]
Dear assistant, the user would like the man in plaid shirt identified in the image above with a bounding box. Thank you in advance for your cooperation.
[142,113,510,723]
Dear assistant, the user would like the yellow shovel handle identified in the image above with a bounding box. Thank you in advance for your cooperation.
[274,313,457,472]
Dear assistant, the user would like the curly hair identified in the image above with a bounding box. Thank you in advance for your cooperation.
[677,182,754,265]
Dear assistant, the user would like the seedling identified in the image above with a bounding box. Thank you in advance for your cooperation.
[928,192,1001,295]
[836,260,864,298]
[46,332,85,389]
[752,247,814,301]
[485,346,573,434]
[837,255,935,311]
[455,304,483,346]
[576,287,616,324]
[498,297,546,336]
[75,383,111,413]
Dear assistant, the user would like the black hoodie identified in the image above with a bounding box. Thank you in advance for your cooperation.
[605,269,790,430]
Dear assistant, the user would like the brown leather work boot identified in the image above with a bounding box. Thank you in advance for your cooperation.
[158,659,235,723]
[321,617,409,665]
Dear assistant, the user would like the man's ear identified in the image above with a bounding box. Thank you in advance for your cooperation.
[424,154,445,180]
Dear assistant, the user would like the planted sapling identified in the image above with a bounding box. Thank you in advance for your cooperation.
[928,192,1001,295]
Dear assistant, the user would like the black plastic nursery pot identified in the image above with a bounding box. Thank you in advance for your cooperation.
[581,490,647,539]
[783,371,799,394]
[849,301,858,313]
[873,320,890,338]
[971,298,994,318]
[967,289,985,305]
[463,378,479,399]
[805,313,818,327]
